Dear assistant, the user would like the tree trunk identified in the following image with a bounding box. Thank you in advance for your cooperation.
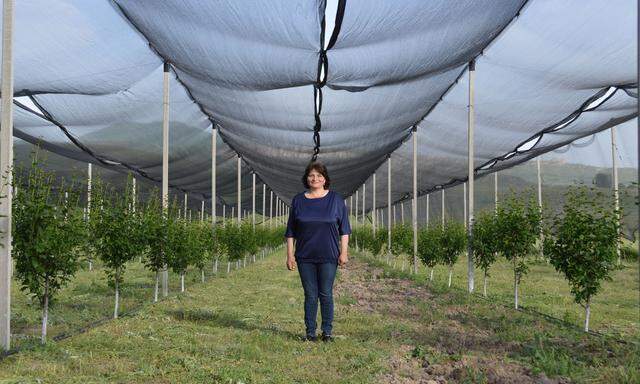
[89,261,93,271]
[114,274,120,319]
[252,254,255,263]
[180,273,185,292]
[448,266,453,288]
[243,256,246,268]
[483,270,487,297]
[153,271,159,303]
[429,268,434,281]
[584,297,591,332]
[41,278,49,344]
[201,269,205,283]
[227,262,231,273]
[401,259,405,272]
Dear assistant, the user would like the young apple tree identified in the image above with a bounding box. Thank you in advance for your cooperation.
[544,187,619,332]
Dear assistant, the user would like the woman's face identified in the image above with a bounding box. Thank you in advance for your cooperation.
[307,169,326,189]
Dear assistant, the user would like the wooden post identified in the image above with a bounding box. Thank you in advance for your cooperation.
[161,61,170,298]
[412,126,418,274]
[467,59,476,293]
[0,0,14,350]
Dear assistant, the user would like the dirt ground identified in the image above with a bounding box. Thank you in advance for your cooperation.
[335,258,569,384]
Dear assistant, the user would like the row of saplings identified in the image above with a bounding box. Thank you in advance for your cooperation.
[11,160,285,344]
[352,187,621,332]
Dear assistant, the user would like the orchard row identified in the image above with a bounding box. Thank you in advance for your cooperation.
[352,188,624,333]
[11,159,285,344]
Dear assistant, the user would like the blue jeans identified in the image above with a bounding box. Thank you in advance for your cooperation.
[297,262,338,337]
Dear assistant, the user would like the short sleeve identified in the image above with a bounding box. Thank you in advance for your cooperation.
[284,196,296,238]
[337,195,351,236]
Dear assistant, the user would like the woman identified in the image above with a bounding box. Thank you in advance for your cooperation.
[284,161,351,342]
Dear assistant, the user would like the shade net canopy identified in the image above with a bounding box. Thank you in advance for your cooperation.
[1,0,637,214]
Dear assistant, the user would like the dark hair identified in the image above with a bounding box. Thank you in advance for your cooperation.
[302,161,330,190]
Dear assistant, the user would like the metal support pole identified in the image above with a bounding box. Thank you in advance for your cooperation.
[212,126,217,228]
[132,177,136,213]
[350,195,353,220]
[362,183,366,226]
[612,127,621,261]
[467,60,476,293]
[222,205,226,227]
[161,62,170,298]
[412,126,418,274]
[387,156,391,253]
[401,202,404,225]
[372,172,377,235]
[269,190,273,229]
[252,172,256,231]
[201,200,204,222]
[0,0,14,350]
[355,190,359,228]
[184,193,188,220]
[494,171,498,213]
[426,194,430,227]
[537,157,542,211]
[262,183,266,228]
[441,189,445,229]
[463,182,467,229]
[393,205,396,226]
[237,155,241,224]
[87,163,92,214]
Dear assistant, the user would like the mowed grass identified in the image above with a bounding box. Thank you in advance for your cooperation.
[394,250,639,339]
[0,247,638,383]
[9,256,206,350]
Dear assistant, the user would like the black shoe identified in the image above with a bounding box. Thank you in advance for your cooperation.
[302,335,317,342]
[321,333,334,342]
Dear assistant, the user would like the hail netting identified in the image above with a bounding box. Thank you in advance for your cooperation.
[1,0,637,214]
[356,0,637,209]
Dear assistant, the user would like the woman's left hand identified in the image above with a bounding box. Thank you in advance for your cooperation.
[338,253,348,267]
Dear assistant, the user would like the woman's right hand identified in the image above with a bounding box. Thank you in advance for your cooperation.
[286,256,297,271]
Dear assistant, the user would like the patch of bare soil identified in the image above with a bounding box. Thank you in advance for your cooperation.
[336,259,566,384]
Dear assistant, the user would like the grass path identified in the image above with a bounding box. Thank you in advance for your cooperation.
[1,250,638,383]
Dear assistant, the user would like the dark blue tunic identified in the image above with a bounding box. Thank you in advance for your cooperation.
[284,190,351,264]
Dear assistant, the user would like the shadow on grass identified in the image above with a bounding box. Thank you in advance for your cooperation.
[166,308,301,341]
